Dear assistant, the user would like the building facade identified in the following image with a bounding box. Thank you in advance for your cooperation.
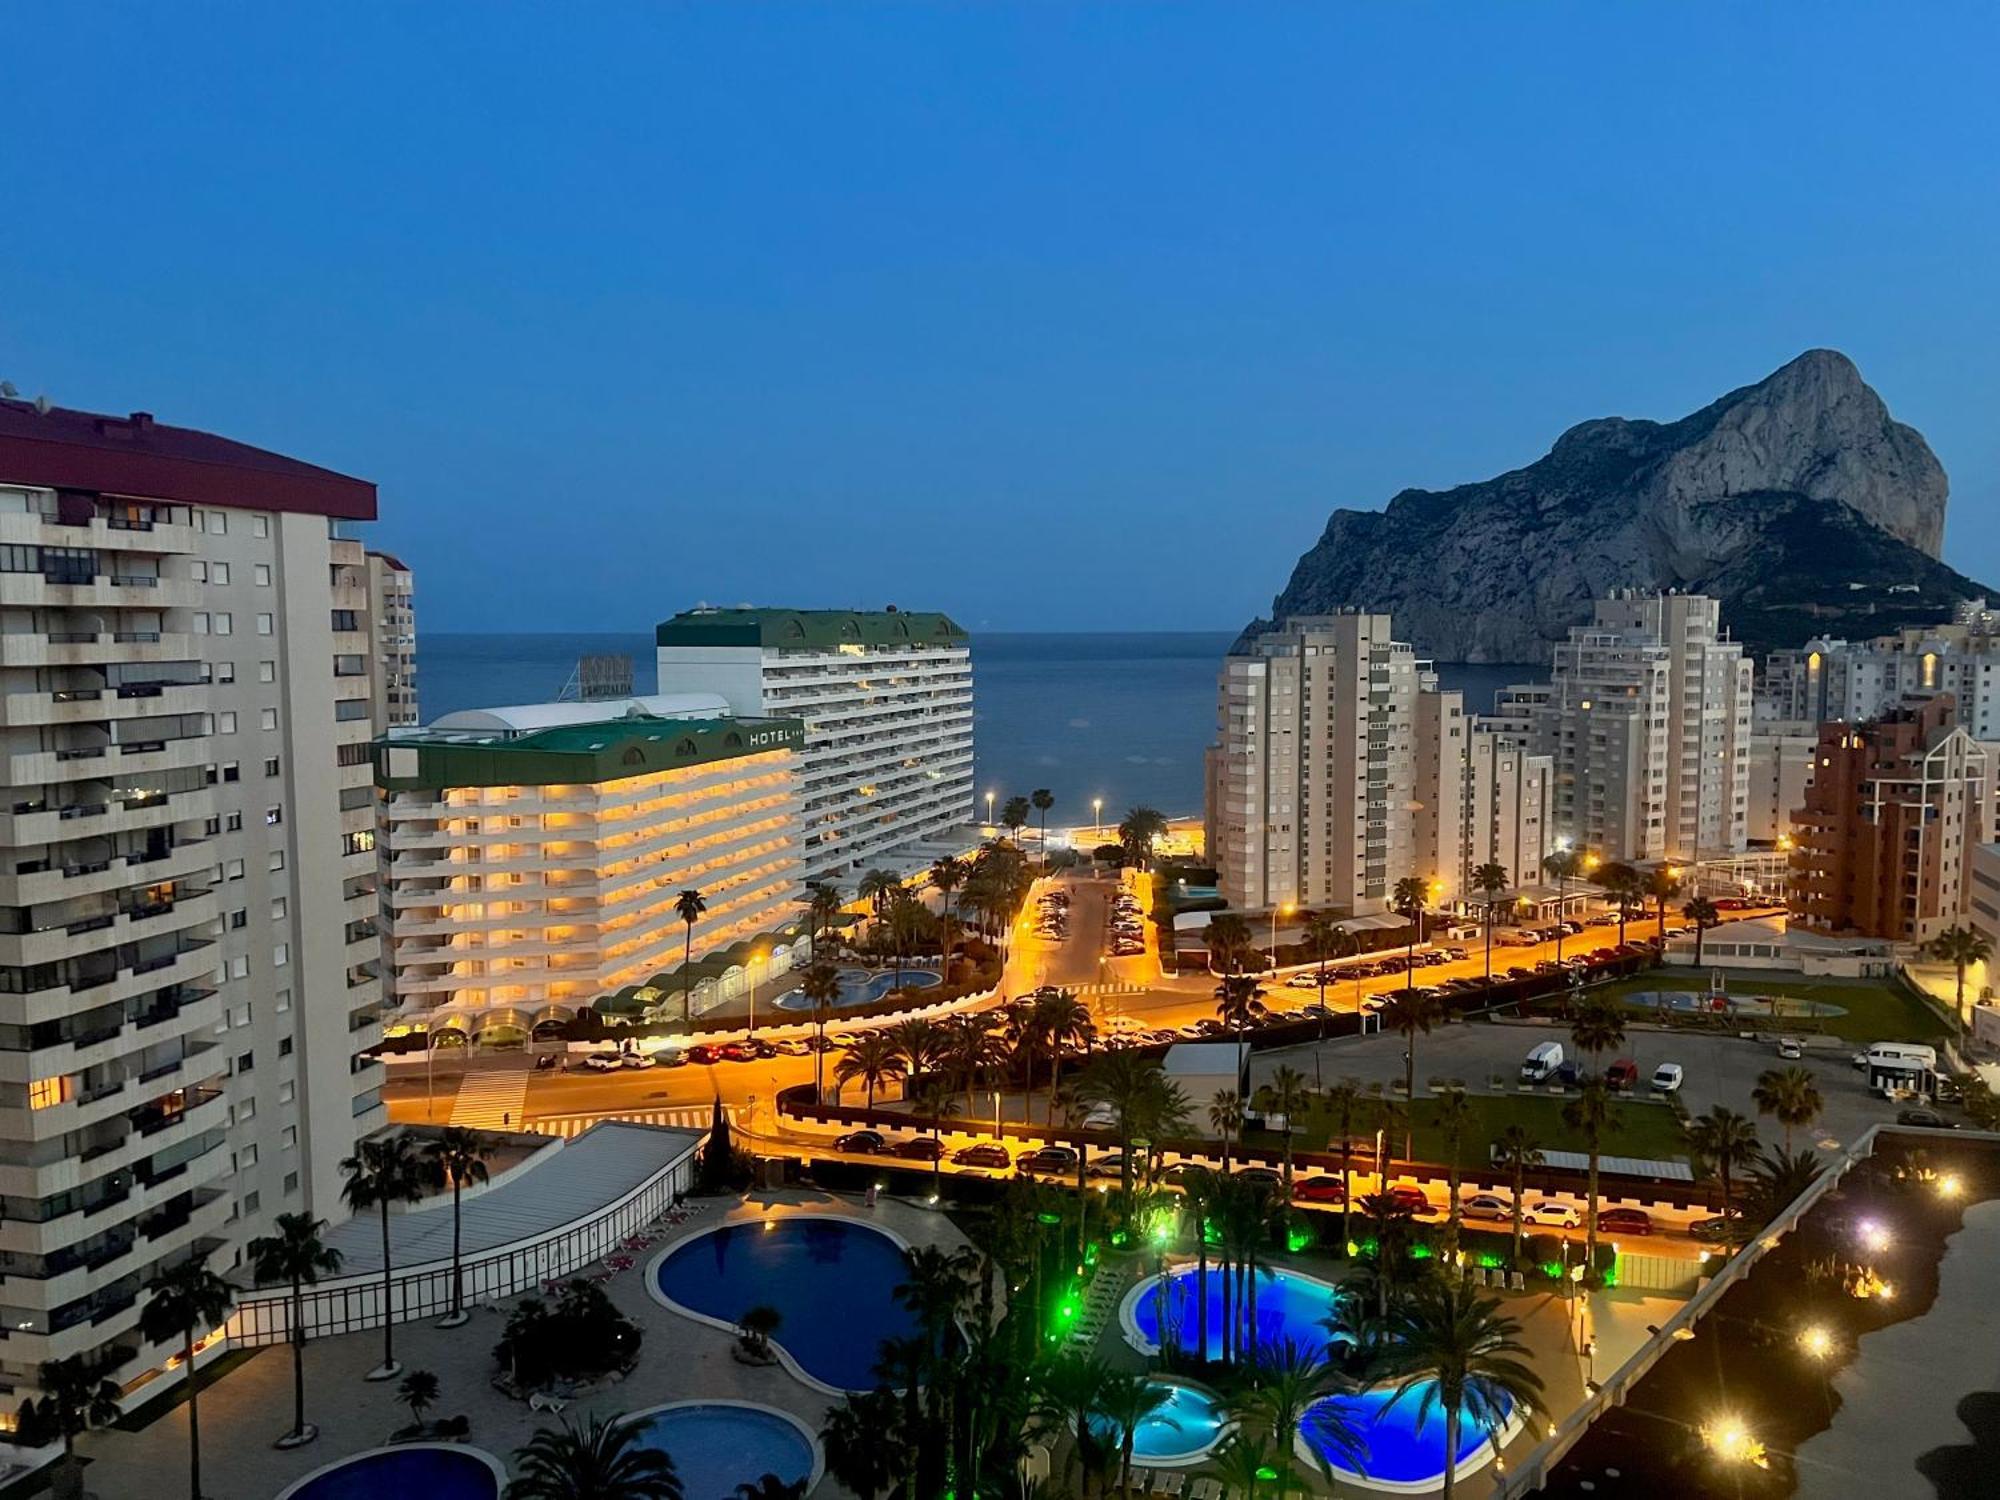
[1790,697,1995,942]
[0,398,394,1405]
[654,608,972,887]
[377,705,804,1035]
[1746,721,1818,846]
[361,549,417,729]
[1458,727,1554,895]
[1759,613,2000,740]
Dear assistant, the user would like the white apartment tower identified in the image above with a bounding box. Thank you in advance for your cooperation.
[1459,727,1554,894]
[654,609,972,887]
[1208,614,1467,915]
[0,399,396,1405]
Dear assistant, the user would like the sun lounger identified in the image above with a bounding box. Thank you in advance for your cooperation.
[529,1392,568,1414]
[1154,1472,1185,1495]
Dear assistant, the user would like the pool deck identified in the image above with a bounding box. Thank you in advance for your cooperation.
[75,1190,971,1500]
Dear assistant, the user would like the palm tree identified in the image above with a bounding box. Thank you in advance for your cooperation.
[1643,866,1682,942]
[1202,1432,1289,1500]
[1001,795,1032,845]
[1599,861,1643,946]
[1561,1080,1617,1271]
[670,887,708,1022]
[139,1257,234,1500]
[1326,1078,1365,1246]
[802,962,842,1100]
[1267,1065,1311,1198]
[929,856,966,978]
[1031,987,1094,1126]
[1568,994,1627,1079]
[1383,1279,1545,1500]
[1203,912,1255,976]
[1748,1145,1825,1223]
[1470,861,1510,980]
[1209,1088,1244,1171]
[1752,1066,1825,1153]
[858,868,900,916]
[1031,787,1055,863]
[1379,988,1440,1158]
[1301,910,1353,1023]
[397,1369,440,1433]
[1030,1351,1110,1491]
[886,1016,941,1079]
[247,1212,343,1445]
[1076,1052,1192,1202]
[822,1387,904,1500]
[1682,895,1720,965]
[1435,1087,1473,1257]
[1116,806,1168,870]
[803,880,845,955]
[1240,1339,1364,1486]
[1687,1105,1762,1222]
[1927,924,1993,1042]
[1493,1125,1544,1266]
[1392,875,1431,992]
[835,1032,907,1106]
[340,1132,428,1379]
[30,1355,121,1459]
[912,1076,954,1193]
[1214,973,1261,1049]
[1541,849,1583,961]
[884,890,929,989]
[421,1127,493,1327]
[735,1479,808,1500]
[1094,1369,1174,1495]
[508,1411,684,1500]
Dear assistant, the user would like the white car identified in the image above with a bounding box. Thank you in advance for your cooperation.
[1523,1199,1583,1229]
[582,1054,622,1072]
[1650,1062,1685,1094]
[1777,1037,1805,1060]
[619,1052,657,1069]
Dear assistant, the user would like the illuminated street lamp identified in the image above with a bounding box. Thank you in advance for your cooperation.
[1798,1325,1833,1360]
[1701,1417,1769,1468]
[985,789,996,828]
[1857,1219,1892,1253]
[1092,797,1103,839]
[1269,901,1293,972]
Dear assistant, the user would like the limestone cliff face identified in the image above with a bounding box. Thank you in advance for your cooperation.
[1261,350,1972,660]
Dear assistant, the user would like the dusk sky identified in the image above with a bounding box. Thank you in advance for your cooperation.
[6,4,1996,634]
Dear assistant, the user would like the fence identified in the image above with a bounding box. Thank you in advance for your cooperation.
[227,1139,697,1347]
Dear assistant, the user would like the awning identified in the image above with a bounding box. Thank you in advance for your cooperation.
[1536,1149,1693,1182]
[474,1008,531,1037]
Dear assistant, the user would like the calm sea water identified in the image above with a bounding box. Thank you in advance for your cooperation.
[419,632,1533,821]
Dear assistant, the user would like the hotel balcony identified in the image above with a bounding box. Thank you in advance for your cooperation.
[0,681,209,730]
[0,511,201,558]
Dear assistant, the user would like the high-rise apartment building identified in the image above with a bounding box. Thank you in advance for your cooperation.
[654,609,972,887]
[360,549,417,729]
[1746,721,1817,846]
[1207,614,1467,915]
[1459,727,1554,894]
[0,398,395,1405]
[1790,696,1994,942]
[377,703,804,1032]
[1759,612,2000,739]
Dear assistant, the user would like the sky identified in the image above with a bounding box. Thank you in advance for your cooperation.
[4,4,1998,634]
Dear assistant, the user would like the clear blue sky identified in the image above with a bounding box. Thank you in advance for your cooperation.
[5,4,1996,633]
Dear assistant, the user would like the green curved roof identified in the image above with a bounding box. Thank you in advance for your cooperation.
[655,607,968,650]
[374,713,803,791]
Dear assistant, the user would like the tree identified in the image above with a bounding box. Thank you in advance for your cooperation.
[1687,1105,1762,1222]
[1029,1352,1109,1492]
[340,1132,428,1379]
[859,868,900,916]
[1599,862,1644,946]
[1644,866,1682,943]
[1203,912,1255,976]
[1116,807,1169,870]
[1391,875,1431,992]
[1435,1087,1473,1257]
[1202,1432,1289,1500]
[1326,1078,1366,1247]
[1001,795,1032,845]
[1492,1125,1544,1267]
[1384,1279,1546,1500]
[1470,861,1511,981]
[1030,987,1094,1126]
[929,856,967,979]
[1927,924,1993,1042]
[802,962,843,1100]
[1541,849,1583,961]
[673,888,707,1022]
[1076,1052,1192,1202]
[1562,1081,1617,1271]
[29,1356,120,1459]
[397,1369,440,1433]
[1093,1368,1173,1496]
[1031,787,1055,862]
[1682,895,1720,966]
[835,1032,906,1107]
[804,881,845,956]
[822,1387,905,1500]
[1301,910,1353,1021]
[508,1411,684,1500]
[421,1127,494,1327]
[248,1212,343,1445]
[1568,994,1627,1079]
[884,890,929,990]
[1214,973,1262,1050]
[1748,1145,1825,1223]
[735,1479,808,1500]
[738,1304,782,1358]
[886,1016,942,1080]
[1379,988,1440,1159]
[1266,1065,1311,1197]
[1209,1089,1244,1172]
[1237,1339,1363,1489]
[1751,1066,1824,1153]
[139,1257,234,1500]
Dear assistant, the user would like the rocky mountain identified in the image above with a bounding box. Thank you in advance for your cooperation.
[1258,349,1988,660]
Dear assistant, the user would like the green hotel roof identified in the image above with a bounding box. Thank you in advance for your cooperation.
[374,714,804,791]
[654,606,969,650]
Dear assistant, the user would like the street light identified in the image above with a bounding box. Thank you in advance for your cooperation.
[1269,901,1293,972]
[1093,797,1103,839]
[986,790,996,828]
[1798,1325,1833,1359]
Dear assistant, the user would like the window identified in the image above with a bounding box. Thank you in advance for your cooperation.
[226,810,243,832]
[222,761,240,783]
[225,858,245,880]
[217,711,237,734]
[206,511,227,536]
[269,850,286,872]
[0,544,36,572]
[265,805,283,826]
[283,1171,299,1195]
[254,563,271,586]
[212,562,230,586]
[230,909,247,930]
[271,897,288,920]
[278,1080,295,1104]
[29,1076,72,1110]
[193,612,210,635]
[278,1037,293,1058]
[252,515,269,539]
[258,661,276,684]
[229,955,249,979]
[330,609,359,632]
[273,944,289,968]
[236,1098,256,1121]
[334,700,369,722]
[275,988,291,1014]
[281,1125,297,1150]
[215,661,235,684]
[256,613,274,636]
[204,816,221,835]
[260,708,278,731]
[342,829,376,856]
[240,1191,260,1215]
[191,561,208,583]
[236,1051,254,1074]
[264,756,281,777]
[214,612,232,635]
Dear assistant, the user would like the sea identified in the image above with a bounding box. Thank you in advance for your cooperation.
[419,632,1534,822]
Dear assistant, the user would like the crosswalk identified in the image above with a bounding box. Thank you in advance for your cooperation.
[1074,981,1148,997]
[528,1105,733,1139]
[450,1063,531,1130]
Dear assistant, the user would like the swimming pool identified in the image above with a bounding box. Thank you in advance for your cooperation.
[769,966,942,1011]
[1082,1378,1231,1465]
[650,1215,923,1391]
[1297,1379,1520,1491]
[1121,1263,1341,1361]
[276,1444,507,1500]
[626,1401,821,1498]
[1624,990,1846,1018]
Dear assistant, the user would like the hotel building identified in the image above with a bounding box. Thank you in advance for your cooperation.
[376,702,804,1034]
[654,608,972,887]
[0,397,396,1404]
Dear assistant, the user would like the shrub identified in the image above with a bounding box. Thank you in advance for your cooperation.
[494,1281,642,1389]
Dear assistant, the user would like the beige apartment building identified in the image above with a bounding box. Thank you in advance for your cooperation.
[0,398,398,1407]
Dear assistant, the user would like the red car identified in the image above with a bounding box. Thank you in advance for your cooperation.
[684,1044,722,1065]
[1385,1186,1435,1216]
[1604,1058,1640,1091]
[1293,1176,1346,1204]
[716,1042,758,1062]
[1597,1207,1654,1236]
[952,1143,1013,1169]
[893,1137,945,1161]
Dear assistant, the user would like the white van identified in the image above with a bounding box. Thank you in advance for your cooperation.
[1520,1041,1564,1084]
[1863,1042,1938,1073]
[1651,1062,1685,1094]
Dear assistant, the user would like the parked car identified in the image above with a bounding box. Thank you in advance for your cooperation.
[582,1054,623,1072]
[1460,1193,1512,1223]
[1650,1062,1685,1095]
[1553,1061,1582,1088]
[1293,1175,1346,1204]
[1896,1107,1957,1128]
[1158,1161,1210,1189]
[1234,1166,1285,1189]
[716,1042,758,1063]
[619,1052,657,1069]
[893,1137,946,1161]
[684,1044,722,1065]
[833,1130,886,1154]
[1019,1145,1081,1175]
[1604,1058,1639,1091]
[653,1049,687,1068]
[952,1143,1013,1168]
[1085,1152,1134,1180]
[1691,1213,1746,1244]
[1777,1037,1805,1060]
[1596,1207,1655,1236]
[1384,1185,1435,1216]
[1523,1199,1583,1229]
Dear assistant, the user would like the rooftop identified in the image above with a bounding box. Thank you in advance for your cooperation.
[375,712,803,790]
[428,693,733,736]
[0,396,375,519]
[656,606,969,650]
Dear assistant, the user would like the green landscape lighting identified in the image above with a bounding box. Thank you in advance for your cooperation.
[1540,1261,1564,1279]
[1286,1224,1313,1253]
[1409,1243,1432,1260]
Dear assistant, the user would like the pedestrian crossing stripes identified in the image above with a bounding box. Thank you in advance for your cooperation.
[449,1062,530,1130]
[527,1105,732,1139]
[1074,981,1148,997]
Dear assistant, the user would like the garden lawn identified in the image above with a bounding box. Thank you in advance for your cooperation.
[1272,1090,1692,1170]
[1592,972,1950,1045]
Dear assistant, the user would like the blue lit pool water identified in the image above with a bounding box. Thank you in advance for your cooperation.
[1299,1379,1514,1486]
[279,1446,502,1500]
[770,966,942,1011]
[1125,1264,1339,1361]
[654,1217,921,1390]
[1084,1379,1230,1463]
[628,1403,816,1499]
